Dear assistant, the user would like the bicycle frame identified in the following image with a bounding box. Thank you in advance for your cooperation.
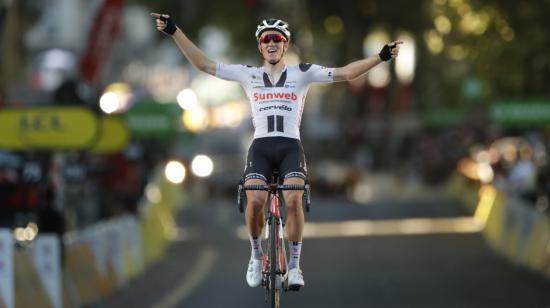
[269,187,282,219]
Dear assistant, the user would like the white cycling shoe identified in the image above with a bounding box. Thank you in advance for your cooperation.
[246,257,263,287]
[286,268,305,290]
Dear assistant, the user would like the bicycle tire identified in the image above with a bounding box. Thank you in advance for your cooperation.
[269,216,280,308]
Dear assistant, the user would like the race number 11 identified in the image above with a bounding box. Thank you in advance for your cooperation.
[267,115,284,133]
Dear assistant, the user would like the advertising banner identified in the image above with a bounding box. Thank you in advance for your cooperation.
[490,100,550,127]
[0,107,98,149]
[123,102,181,139]
[79,0,125,82]
[31,235,62,308]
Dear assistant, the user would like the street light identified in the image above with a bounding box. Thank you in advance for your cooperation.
[164,160,186,184]
[395,32,416,85]
[99,82,132,114]
[191,155,214,177]
[363,30,391,88]
[182,105,208,132]
[177,88,198,110]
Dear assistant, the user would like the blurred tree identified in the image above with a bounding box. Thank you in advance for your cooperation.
[419,0,550,106]
[181,0,550,104]
[482,0,550,97]
[0,1,22,96]
[2,0,549,107]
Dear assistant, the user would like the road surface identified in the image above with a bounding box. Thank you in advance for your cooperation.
[103,193,550,308]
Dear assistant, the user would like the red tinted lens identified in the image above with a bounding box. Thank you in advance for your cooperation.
[260,33,285,43]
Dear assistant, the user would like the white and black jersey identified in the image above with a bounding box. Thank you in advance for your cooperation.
[216,63,335,140]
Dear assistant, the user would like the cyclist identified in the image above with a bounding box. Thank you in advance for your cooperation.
[151,13,401,289]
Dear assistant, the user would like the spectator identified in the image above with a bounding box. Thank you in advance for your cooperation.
[0,165,19,228]
[37,181,66,265]
[508,143,538,203]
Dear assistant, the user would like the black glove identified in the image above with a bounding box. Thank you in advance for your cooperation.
[378,43,395,62]
[160,15,178,36]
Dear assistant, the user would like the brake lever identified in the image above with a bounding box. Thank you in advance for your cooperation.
[237,183,244,213]
[305,183,311,212]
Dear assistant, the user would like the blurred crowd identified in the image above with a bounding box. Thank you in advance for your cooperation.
[395,119,550,213]
[0,143,168,241]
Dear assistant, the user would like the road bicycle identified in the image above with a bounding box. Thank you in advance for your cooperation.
[238,172,310,308]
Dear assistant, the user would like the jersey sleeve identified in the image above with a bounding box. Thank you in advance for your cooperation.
[299,63,335,84]
[215,63,248,82]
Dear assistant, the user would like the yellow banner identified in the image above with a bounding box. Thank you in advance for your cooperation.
[0,118,25,149]
[91,117,130,154]
[0,107,98,149]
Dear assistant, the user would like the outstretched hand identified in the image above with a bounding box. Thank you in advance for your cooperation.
[150,12,178,36]
[379,41,403,61]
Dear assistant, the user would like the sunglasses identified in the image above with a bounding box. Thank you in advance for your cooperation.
[259,33,287,44]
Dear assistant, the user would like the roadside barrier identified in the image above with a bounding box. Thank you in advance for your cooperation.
[31,235,62,308]
[446,172,550,279]
[1,165,185,307]
[63,237,103,306]
[14,248,52,308]
[0,229,13,308]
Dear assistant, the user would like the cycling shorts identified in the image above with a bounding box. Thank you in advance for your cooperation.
[244,137,307,183]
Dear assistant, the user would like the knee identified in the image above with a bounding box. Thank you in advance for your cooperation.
[284,193,301,212]
[247,195,265,213]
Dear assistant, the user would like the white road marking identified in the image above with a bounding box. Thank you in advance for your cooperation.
[236,217,484,239]
[151,246,218,308]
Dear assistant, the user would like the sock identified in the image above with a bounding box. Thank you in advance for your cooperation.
[249,236,263,260]
[288,241,302,270]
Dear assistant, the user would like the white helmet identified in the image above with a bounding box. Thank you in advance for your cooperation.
[255,19,291,41]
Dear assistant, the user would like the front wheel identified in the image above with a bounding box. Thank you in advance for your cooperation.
[269,216,281,308]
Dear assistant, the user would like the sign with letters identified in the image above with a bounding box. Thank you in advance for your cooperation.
[0,107,130,152]
[0,107,98,149]
[123,102,181,139]
[490,100,550,127]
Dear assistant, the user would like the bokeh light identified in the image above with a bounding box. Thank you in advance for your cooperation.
[164,160,186,184]
[191,155,214,177]
[177,88,198,110]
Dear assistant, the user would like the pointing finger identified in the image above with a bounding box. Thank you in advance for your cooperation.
[150,13,170,20]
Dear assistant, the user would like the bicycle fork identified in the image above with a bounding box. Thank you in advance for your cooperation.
[264,196,288,285]
[263,217,285,240]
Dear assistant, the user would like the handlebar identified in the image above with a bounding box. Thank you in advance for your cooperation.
[237,183,311,213]
[243,184,307,191]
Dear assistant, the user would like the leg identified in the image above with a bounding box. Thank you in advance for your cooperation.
[278,138,307,242]
[242,138,272,288]
[245,178,267,237]
[278,138,307,279]
[244,178,268,288]
[283,176,306,288]
[282,177,305,242]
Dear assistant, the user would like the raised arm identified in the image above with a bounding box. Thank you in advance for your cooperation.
[332,41,403,82]
[151,13,216,76]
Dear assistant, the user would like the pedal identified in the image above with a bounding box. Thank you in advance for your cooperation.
[283,276,302,292]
